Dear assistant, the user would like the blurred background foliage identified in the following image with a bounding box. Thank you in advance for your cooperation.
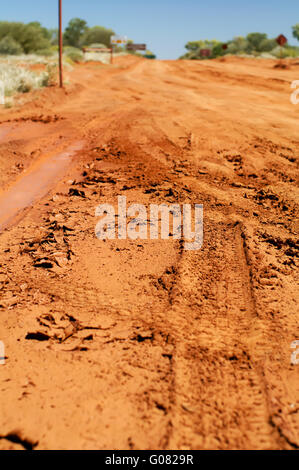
[180,27,299,60]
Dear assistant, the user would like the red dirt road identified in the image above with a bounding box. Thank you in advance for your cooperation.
[0,56,298,450]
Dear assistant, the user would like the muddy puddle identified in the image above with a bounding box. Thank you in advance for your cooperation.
[0,141,84,231]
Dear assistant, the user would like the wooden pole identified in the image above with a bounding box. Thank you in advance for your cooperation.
[58,0,63,87]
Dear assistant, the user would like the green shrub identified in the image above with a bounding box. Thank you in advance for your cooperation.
[292,24,299,42]
[0,62,50,96]
[17,78,32,93]
[270,46,296,58]
[80,26,115,48]
[227,37,249,54]
[35,48,54,57]
[0,35,23,55]
[0,21,51,54]
[182,32,299,60]
[259,38,277,52]
[42,63,58,86]
[144,50,156,59]
[283,46,299,58]
[246,33,267,52]
[63,46,83,63]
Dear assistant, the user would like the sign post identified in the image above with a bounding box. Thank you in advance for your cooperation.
[110,36,127,65]
[82,46,114,65]
[276,34,287,63]
[58,0,63,88]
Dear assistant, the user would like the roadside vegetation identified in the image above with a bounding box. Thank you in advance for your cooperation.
[0,18,156,101]
[180,26,299,59]
[0,18,155,61]
[0,62,48,95]
[0,55,72,105]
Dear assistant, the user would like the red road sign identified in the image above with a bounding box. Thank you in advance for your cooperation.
[222,44,228,50]
[276,34,287,46]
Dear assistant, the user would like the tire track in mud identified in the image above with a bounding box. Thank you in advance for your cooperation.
[151,215,298,450]
[47,128,296,449]
[236,225,299,449]
[147,220,278,449]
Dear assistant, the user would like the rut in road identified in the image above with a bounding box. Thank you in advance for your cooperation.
[145,220,279,449]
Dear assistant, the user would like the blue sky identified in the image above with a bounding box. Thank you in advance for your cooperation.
[2,0,299,59]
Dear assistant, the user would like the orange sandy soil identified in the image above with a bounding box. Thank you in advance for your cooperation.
[0,56,298,450]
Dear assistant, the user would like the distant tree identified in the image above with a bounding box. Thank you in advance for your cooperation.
[28,21,51,41]
[181,30,299,60]
[81,26,115,48]
[226,36,249,54]
[259,38,277,52]
[20,23,51,53]
[0,35,23,55]
[293,24,299,41]
[185,39,219,52]
[64,18,88,48]
[0,21,51,53]
[211,42,226,58]
[246,32,268,52]
[0,21,23,42]
[185,41,204,51]
[182,39,223,59]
